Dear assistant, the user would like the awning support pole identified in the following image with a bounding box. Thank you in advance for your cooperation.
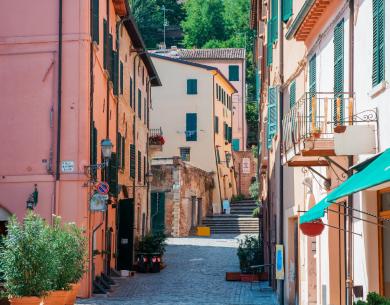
[323,156,349,175]
[323,223,362,237]
[335,201,390,223]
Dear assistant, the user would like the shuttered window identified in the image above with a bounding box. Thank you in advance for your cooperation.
[267,87,278,149]
[91,122,98,179]
[309,54,316,120]
[289,80,296,108]
[186,113,197,141]
[223,122,228,140]
[120,61,124,95]
[130,144,136,178]
[109,153,118,197]
[214,116,219,134]
[334,19,344,124]
[282,0,293,22]
[121,137,125,170]
[117,132,122,168]
[180,147,190,161]
[187,79,198,95]
[130,77,133,107]
[108,33,113,77]
[228,126,232,143]
[271,0,278,42]
[137,151,142,182]
[232,139,240,151]
[267,20,273,66]
[216,147,221,164]
[229,65,239,81]
[372,0,385,87]
[138,89,142,119]
[103,19,108,69]
[92,0,99,43]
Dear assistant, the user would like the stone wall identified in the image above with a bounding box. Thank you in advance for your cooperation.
[233,151,257,197]
[151,158,214,237]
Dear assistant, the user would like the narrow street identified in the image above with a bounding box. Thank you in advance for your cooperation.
[77,235,276,305]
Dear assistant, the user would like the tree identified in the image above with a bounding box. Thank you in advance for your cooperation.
[181,0,227,48]
[246,101,259,146]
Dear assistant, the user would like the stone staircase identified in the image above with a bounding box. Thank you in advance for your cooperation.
[202,200,259,234]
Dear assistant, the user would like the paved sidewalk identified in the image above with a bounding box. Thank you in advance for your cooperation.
[77,235,277,305]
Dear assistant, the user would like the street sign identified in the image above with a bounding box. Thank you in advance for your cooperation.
[97,181,109,195]
[275,244,285,280]
[61,160,75,173]
[90,193,108,211]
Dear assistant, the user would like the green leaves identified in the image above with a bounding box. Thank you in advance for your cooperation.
[237,235,263,273]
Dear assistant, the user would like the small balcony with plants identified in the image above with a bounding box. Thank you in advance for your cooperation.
[282,92,377,167]
[149,128,165,155]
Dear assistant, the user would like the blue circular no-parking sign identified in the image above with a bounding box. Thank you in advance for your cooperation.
[97,181,109,195]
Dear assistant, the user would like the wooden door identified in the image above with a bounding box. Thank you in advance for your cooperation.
[117,199,134,270]
[151,192,165,234]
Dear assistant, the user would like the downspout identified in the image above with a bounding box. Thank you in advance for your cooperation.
[55,0,63,217]
[242,58,246,150]
[279,9,285,305]
[212,74,223,212]
[106,0,110,138]
[346,1,355,304]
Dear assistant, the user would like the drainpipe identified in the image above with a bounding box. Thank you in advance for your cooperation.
[242,58,246,150]
[346,1,355,304]
[212,75,223,212]
[54,0,63,217]
[279,8,285,305]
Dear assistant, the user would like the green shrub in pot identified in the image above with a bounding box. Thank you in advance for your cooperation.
[0,212,54,298]
[355,292,390,305]
[237,235,264,274]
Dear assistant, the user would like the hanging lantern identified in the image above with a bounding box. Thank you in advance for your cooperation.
[300,219,325,237]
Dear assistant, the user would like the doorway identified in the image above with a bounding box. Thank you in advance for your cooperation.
[117,199,134,271]
[197,198,203,225]
[151,192,165,234]
[379,190,390,298]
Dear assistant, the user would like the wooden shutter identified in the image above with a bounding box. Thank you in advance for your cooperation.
[229,66,239,81]
[112,50,118,96]
[130,144,136,178]
[186,113,197,141]
[108,33,113,77]
[138,89,142,118]
[267,21,273,66]
[109,152,118,196]
[267,87,278,149]
[117,132,122,168]
[120,61,124,95]
[214,116,219,134]
[121,137,125,169]
[232,139,240,151]
[282,0,293,23]
[130,77,133,107]
[187,79,197,94]
[334,19,344,124]
[271,0,278,42]
[372,0,385,86]
[228,126,232,143]
[137,151,141,182]
[92,0,99,43]
[308,54,316,121]
[289,80,296,108]
[103,19,108,69]
[216,147,221,164]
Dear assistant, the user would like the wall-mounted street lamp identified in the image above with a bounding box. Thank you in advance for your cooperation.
[84,138,113,180]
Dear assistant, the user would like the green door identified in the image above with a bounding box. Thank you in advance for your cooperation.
[151,192,165,234]
[117,199,134,270]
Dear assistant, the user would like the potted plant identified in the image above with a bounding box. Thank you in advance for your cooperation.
[355,292,390,305]
[136,233,167,273]
[149,135,165,146]
[237,235,266,282]
[46,217,87,305]
[311,127,321,138]
[0,212,53,305]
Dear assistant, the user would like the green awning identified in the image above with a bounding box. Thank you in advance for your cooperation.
[300,148,390,224]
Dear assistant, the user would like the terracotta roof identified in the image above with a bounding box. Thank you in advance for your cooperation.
[176,48,246,60]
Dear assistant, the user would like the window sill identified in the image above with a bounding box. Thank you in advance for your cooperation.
[370,80,388,98]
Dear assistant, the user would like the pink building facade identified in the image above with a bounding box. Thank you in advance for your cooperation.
[0,0,160,297]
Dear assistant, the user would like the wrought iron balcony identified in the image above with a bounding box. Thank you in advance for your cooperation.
[282,92,377,166]
[149,128,165,154]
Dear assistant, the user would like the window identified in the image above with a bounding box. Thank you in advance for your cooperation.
[143,156,146,185]
[227,126,232,143]
[91,122,98,179]
[289,80,296,108]
[271,0,278,42]
[334,19,344,124]
[216,147,220,164]
[130,144,135,178]
[216,84,219,100]
[117,132,122,168]
[109,152,118,196]
[225,151,231,167]
[180,147,190,161]
[267,87,278,149]
[214,116,219,134]
[137,150,141,182]
[138,89,142,119]
[186,113,197,141]
[282,0,293,23]
[92,0,99,43]
[120,61,124,95]
[144,98,147,123]
[187,79,198,95]
[229,65,239,81]
[103,19,108,69]
[130,77,133,107]
[309,54,316,119]
[267,20,273,66]
[223,123,228,140]
[232,139,240,151]
[372,0,385,87]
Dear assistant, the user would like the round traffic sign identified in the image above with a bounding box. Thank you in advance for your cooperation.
[97,181,109,195]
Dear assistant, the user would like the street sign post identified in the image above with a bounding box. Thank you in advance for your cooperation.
[97,181,109,195]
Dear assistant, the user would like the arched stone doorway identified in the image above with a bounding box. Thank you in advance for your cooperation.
[0,206,11,236]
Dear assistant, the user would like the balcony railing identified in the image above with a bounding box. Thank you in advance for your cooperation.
[149,128,165,146]
[282,92,356,153]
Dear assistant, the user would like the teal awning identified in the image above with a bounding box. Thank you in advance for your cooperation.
[300,148,390,224]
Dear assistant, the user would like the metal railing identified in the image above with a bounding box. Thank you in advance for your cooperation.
[149,127,163,137]
[282,92,355,153]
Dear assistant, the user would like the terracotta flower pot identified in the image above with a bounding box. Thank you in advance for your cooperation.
[64,284,80,305]
[9,297,42,305]
[44,290,68,305]
[240,273,259,282]
[225,272,241,281]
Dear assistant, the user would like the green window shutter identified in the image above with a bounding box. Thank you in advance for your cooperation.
[109,152,118,196]
[271,0,278,42]
[130,144,136,178]
[186,113,197,141]
[228,126,232,142]
[108,33,113,77]
[116,132,122,168]
[228,65,239,81]
[267,87,278,149]
[289,80,296,108]
[214,116,219,134]
[309,54,316,121]
[282,0,293,23]
[103,19,108,69]
[187,79,198,94]
[137,151,141,182]
[121,137,125,169]
[120,61,124,95]
[92,0,99,43]
[138,89,142,119]
[130,77,133,107]
[372,0,385,86]
[267,21,273,66]
[216,148,221,164]
[91,122,98,179]
[334,19,344,124]
[232,139,240,151]
[111,50,118,95]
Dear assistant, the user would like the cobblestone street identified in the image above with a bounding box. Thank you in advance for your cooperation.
[77,235,277,305]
